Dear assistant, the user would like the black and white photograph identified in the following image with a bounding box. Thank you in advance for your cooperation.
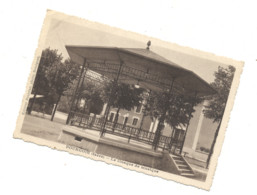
[13,10,244,190]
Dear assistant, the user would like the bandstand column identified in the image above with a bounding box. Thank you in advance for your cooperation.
[192,101,206,150]
[100,60,123,137]
[66,58,88,124]
[179,91,198,154]
[153,78,176,151]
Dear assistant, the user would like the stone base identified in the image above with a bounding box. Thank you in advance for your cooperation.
[58,125,180,175]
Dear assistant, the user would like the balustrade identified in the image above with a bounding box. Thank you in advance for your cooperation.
[69,111,183,154]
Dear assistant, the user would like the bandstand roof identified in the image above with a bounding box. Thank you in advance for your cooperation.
[65,45,216,97]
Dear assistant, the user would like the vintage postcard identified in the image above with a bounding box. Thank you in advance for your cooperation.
[14,10,244,190]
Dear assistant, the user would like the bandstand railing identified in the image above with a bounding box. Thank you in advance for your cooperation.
[68,111,184,154]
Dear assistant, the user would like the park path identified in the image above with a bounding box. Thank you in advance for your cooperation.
[21,114,65,142]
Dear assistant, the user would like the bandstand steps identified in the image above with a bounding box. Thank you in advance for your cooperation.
[178,165,191,170]
[175,160,187,165]
[170,155,195,178]
[180,173,195,177]
[181,169,193,174]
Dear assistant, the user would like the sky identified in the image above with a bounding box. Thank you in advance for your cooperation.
[42,18,233,84]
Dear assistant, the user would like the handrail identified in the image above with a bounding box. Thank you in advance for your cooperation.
[69,111,184,154]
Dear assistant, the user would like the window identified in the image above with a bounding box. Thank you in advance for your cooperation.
[123,116,128,125]
[173,129,185,141]
[132,118,138,126]
[109,113,115,122]
[135,104,142,113]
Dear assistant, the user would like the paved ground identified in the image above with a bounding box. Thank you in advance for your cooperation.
[21,112,156,150]
[21,114,65,142]
[21,112,207,181]
[29,110,68,124]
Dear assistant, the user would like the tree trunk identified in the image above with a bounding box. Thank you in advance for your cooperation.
[153,116,165,150]
[139,110,145,130]
[28,86,39,114]
[51,94,61,121]
[138,109,146,138]
[139,90,151,134]
[206,121,221,169]
[112,107,120,131]
[152,79,175,151]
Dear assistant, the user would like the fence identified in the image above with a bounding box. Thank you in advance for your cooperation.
[69,111,184,154]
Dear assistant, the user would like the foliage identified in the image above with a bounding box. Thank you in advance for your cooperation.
[203,65,236,169]
[102,81,144,111]
[144,90,202,130]
[55,96,71,113]
[77,78,104,115]
[32,48,63,96]
[203,65,236,122]
[46,58,80,98]
[28,48,80,116]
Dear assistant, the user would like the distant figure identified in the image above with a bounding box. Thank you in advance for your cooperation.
[146,40,151,50]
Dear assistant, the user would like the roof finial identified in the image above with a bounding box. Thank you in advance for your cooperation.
[146,40,151,50]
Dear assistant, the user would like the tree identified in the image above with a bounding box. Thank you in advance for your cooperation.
[203,65,236,168]
[27,48,63,114]
[144,87,202,150]
[166,94,202,130]
[102,81,144,130]
[76,78,105,127]
[48,58,80,121]
[145,91,201,130]
[77,78,104,114]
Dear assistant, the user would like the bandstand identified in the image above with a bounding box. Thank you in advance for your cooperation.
[59,44,215,175]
